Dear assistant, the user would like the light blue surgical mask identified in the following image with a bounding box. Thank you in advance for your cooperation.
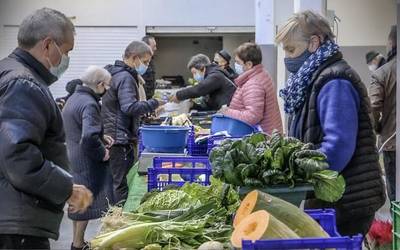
[48,42,70,78]
[234,62,244,75]
[194,72,204,82]
[135,57,148,76]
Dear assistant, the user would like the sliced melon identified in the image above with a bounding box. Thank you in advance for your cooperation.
[231,210,299,248]
[233,190,329,238]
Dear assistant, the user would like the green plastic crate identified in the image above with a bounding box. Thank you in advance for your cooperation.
[239,184,314,207]
[392,201,400,250]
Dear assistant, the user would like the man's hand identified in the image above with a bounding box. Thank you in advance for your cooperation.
[156,99,167,106]
[56,99,66,110]
[170,94,180,103]
[67,184,93,214]
[218,105,229,114]
[103,148,110,162]
[155,105,165,117]
[103,135,114,148]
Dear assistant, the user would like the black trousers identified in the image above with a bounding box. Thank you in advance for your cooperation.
[109,144,136,204]
[0,235,49,249]
[383,151,396,201]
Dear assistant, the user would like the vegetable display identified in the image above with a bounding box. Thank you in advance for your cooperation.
[91,178,239,249]
[209,131,345,202]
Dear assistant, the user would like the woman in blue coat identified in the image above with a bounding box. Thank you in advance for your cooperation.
[63,66,114,250]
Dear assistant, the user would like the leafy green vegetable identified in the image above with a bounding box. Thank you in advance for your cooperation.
[209,131,346,202]
[137,190,197,213]
[180,177,240,215]
[243,133,267,146]
[310,170,346,202]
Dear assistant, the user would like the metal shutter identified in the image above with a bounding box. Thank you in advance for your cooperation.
[0,26,139,98]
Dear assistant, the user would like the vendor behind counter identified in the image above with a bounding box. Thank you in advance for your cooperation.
[171,54,236,111]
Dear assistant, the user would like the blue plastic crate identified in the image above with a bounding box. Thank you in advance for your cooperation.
[187,128,209,156]
[242,209,363,250]
[148,156,212,191]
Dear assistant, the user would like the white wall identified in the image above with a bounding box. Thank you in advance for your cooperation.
[222,34,255,64]
[143,0,254,27]
[328,0,396,46]
[0,0,141,26]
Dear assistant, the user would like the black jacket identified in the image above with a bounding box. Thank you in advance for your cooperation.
[63,85,106,162]
[223,65,239,81]
[63,86,112,220]
[176,64,236,111]
[290,52,385,236]
[102,60,159,145]
[0,48,73,240]
[142,59,156,100]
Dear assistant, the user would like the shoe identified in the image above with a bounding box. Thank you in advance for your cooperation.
[71,241,90,250]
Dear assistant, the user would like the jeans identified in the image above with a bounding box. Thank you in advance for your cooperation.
[383,151,396,201]
[0,235,49,249]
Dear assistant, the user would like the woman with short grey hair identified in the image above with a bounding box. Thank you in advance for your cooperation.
[276,10,385,236]
[63,66,114,250]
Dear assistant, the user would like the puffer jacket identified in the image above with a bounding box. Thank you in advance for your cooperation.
[101,60,159,145]
[0,48,73,240]
[224,64,283,134]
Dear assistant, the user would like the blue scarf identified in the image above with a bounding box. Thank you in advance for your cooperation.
[279,40,340,114]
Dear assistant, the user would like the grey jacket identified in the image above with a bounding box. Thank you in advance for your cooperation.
[369,56,396,151]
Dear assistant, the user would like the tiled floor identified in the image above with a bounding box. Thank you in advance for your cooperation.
[50,209,101,250]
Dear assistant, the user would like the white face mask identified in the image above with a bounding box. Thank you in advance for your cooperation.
[235,62,244,75]
[47,41,70,78]
[368,64,378,72]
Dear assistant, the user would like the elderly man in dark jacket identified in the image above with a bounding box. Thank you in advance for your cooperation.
[142,35,157,100]
[0,8,92,249]
[171,54,236,111]
[102,41,160,204]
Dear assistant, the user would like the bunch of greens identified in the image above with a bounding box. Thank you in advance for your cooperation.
[93,178,239,249]
[138,177,240,216]
[209,131,345,203]
[93,202,232,250]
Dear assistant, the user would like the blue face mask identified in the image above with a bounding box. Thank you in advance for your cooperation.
[284,49,312,74]
[135,58,148,75]
[48,41,70,79]
[234,62,244,75]
[194,72,204,82]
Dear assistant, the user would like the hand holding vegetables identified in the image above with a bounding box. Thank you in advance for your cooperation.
[67,184,93,214]
[170,94,179,103]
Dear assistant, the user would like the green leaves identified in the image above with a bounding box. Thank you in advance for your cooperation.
[208,132,346,203]
[311,170,346,203]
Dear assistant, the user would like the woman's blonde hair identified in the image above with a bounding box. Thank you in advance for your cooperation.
[275,10,335,44]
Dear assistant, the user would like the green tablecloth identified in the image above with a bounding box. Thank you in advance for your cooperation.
[123,162,148,212]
